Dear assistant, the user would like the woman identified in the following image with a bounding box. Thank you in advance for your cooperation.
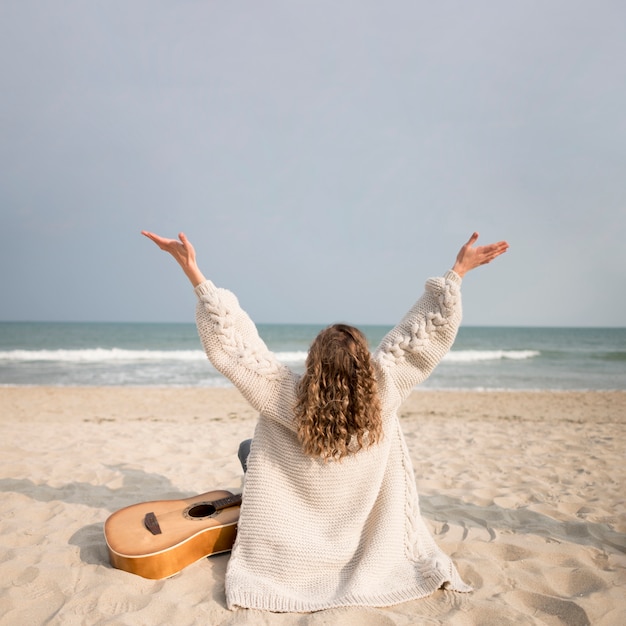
[142,230,508,612]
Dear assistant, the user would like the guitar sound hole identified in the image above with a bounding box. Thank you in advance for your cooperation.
[187,503,216,518]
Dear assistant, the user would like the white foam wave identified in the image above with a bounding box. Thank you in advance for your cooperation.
[276,351,308,365]
[0,348,310,365]
[0,348,206,363]
[443,350,540,362]
[0,348,538,365]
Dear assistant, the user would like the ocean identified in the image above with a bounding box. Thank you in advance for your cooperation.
[0,322,624,391]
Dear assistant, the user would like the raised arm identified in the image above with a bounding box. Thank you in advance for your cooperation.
[142,230,294,418]
[193,280,294,418]
[374,232,508,401]
[374,271,463,400]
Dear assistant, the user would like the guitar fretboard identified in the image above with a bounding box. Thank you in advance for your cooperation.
[212,493,242,511]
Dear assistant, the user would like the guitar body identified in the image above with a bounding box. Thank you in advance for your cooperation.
[104,489,241,580]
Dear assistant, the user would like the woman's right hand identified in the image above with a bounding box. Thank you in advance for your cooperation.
[141,231,206,287]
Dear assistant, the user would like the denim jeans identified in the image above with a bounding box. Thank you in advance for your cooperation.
[238,438,252,473]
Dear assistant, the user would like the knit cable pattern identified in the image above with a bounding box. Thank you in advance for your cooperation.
[195,282,286,382]
[377,275,460,368]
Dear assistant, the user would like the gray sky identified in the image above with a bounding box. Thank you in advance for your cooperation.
[1,1,624,326]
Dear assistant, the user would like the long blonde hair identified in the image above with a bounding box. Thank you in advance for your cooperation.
[294,324,383,461]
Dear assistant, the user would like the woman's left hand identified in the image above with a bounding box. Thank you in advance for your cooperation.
[452,232,509,278]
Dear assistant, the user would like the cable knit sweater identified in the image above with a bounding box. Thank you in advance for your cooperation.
[194,270,471,612]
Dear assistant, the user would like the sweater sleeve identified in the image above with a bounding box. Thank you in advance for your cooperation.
[373,270,462,401]
[194,280,292,417]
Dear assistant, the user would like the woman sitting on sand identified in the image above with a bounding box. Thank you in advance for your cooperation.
[142,230,508,612]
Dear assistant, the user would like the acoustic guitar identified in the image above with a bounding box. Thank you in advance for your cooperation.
[104,489,242,579]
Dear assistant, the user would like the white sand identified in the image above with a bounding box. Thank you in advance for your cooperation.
[1,387,624,625]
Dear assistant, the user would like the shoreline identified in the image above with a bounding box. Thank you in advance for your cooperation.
[1,387,625,625]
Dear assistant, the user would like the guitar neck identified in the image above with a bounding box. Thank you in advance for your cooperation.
[212,493,242,511]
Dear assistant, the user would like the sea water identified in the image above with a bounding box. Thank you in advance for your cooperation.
[0,322,624,390]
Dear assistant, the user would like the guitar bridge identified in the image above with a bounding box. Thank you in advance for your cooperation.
[144,511,162,535]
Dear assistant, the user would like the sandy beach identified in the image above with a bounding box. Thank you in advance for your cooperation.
[1,387,624,625]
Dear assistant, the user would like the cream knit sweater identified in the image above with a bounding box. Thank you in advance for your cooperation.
[194,270,471,612]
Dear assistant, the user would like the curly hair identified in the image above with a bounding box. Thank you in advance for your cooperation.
[294,324,383,461]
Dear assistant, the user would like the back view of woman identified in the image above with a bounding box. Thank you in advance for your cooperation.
[142,230,508,612]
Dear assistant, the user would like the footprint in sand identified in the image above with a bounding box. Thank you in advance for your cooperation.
[506,590,590,626]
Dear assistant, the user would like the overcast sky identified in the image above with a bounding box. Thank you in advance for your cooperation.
[1,1,624,326]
